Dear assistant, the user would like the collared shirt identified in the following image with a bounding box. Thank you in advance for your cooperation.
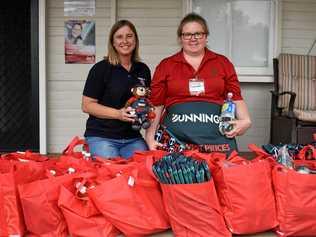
[150,48,242,108]
[83,59,151,139]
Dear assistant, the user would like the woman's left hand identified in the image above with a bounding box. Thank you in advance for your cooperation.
[224,119,251,138]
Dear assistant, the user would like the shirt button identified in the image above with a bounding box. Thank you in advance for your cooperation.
[128,75,131,78]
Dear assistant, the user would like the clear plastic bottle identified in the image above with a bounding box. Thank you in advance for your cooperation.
[277,145,293,169]
[219,92,236,135]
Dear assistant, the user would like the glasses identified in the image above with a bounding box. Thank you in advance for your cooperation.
[181,32,206,40]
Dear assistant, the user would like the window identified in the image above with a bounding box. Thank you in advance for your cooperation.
[190,0,278,79]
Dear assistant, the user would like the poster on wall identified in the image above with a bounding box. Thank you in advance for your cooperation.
[64,20,96,64]
[64,0,95,16]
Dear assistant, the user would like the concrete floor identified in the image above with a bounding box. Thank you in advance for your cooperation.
[151,230,277,236]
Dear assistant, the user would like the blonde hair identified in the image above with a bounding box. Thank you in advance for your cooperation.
[177,13,209,38]
[105,20,140,65]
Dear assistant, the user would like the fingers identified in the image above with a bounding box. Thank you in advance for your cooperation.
[227,120,237,125]
[225,120,240,138]
[125,106,135,114]
[225,129,238,138]
[147,140,163,150]
[119,107,136,122]
[225,119,250,138]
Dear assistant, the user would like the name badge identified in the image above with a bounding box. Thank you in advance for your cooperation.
[189,78,205,96]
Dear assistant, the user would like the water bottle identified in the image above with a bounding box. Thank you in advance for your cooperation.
[277,145,293,169]
[219,92,236,135]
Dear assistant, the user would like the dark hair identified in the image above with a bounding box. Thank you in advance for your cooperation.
[106,20,140,65]
[177,13,209,38]
[73,22,83,30]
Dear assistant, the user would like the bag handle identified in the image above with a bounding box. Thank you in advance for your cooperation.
[248,144,277,164]
[297,145,316,160]
[248,144,270,157]
[62,136,89,155]
[226,151,249,164]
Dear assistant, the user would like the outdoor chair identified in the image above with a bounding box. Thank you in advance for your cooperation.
[270,53,316,144]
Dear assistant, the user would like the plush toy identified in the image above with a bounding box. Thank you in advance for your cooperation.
[125,83,156,130]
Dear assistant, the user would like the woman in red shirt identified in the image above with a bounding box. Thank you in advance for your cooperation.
[145,13,251,153]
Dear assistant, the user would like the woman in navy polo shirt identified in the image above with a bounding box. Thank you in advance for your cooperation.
[82,20,151,159]
[145,13,251,154]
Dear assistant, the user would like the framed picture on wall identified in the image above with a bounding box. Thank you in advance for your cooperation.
[64,20,96,64]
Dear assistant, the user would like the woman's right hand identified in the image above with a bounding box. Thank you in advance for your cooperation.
[145,136,162,150]
[118,107,136,122]
[145,105,165,150]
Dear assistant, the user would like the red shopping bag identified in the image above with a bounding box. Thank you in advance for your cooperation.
[0,163,25,237]
[18,171,84,237]
[58,176,119,237]
[89,167,169,236]
[0,158,54,237]
[161,180,231,237]
[145,152,230,237]
[211,151,277,234]
[273,164,316,236]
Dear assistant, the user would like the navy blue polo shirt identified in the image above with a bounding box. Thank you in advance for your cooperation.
[83,59,151,139]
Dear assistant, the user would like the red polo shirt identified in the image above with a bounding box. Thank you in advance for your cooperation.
[150,49,243,108]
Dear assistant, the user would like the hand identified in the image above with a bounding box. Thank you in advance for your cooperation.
[118,107,136,122]
[224,119,251,138]
[146,137,163,150]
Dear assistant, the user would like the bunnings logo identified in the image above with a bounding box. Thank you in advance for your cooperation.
[171,113,220,124]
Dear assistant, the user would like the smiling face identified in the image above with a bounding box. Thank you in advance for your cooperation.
[71,23,82,38]
[112,25,136,58]
[180,22,207,56]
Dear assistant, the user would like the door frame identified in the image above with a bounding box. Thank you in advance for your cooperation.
[39,0,47,154]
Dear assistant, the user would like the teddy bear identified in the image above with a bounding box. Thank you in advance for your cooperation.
[125,83,156,131]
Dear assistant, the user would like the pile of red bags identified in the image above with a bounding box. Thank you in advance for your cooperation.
[0,137,170,237]
[1,135,316,237]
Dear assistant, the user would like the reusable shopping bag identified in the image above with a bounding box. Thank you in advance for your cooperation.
[273,163,316,236]
[18,170,83,237]
[89,165,169,237]
[148,152,231,237]
[161,180,230,237]
[0,163,25,237]
[58,176,119,237]
[210,150,277,234]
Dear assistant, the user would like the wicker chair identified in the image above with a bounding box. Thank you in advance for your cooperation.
[270,53,316,144]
